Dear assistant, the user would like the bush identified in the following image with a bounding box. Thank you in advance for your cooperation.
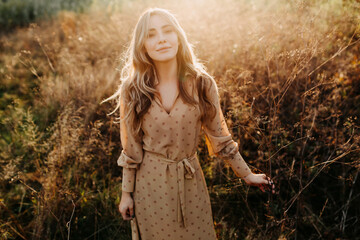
[0,0,92,32]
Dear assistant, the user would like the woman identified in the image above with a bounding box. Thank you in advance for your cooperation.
[102,7,275,240]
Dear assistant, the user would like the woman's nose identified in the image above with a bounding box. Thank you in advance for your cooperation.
[158,32,166,43]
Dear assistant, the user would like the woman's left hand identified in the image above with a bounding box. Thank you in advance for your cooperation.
[242,173,275,194]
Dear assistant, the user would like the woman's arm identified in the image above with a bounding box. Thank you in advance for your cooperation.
[201,76,275,193]
[117,87,144,193]
[117,87,144,219]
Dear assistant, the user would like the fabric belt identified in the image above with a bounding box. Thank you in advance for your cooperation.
[144,151,197,228]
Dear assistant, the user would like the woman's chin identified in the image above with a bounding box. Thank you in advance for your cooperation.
[153,55,177,63]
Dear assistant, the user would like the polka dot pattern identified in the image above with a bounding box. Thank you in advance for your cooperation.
[117,77,252,239]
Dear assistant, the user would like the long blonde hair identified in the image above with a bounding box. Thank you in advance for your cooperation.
[101,7,217,141]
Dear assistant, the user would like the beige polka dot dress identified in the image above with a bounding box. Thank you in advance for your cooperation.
[117,76,251,240]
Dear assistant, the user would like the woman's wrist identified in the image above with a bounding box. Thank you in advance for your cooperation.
[241,172,253,182]
[121,191,132,198]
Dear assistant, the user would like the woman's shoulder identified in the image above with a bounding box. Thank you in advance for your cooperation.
[184,73,218,102]
[197,72,218,96]
[187,70,216,85]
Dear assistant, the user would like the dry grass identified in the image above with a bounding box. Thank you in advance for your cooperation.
[0,0,359,239]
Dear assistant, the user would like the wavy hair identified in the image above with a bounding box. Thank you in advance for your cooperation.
[101,7,217,141]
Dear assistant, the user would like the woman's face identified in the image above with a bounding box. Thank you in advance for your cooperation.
[144,14,179,63]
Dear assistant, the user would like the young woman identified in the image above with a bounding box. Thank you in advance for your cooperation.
[103,7,275,240]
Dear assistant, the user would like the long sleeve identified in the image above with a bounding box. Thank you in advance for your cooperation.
[117,89,144,192]
[201,77,251,179]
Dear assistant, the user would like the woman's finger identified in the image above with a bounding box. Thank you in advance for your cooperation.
[261,176,270,185]
[266,178,276,194]
[120,207,126,220]
[119,204,125,217]
[125,208,132,220]
[265,176,273,185]
[120,209,126,220]
[266,176,271,182]
[129,206,134,219]
[255,174,269,185]
[120,206,131,220]
[271,181,276,192]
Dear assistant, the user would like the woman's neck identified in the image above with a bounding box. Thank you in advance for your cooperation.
[154,58,178,84]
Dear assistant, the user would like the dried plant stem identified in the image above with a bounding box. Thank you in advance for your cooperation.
[66,199,76,240]
[340,170,359,232]
[307,29,360,78]
[285,148,358,215]
[35,35,56,73]
[0,202,27,239]
[266,137,308,162]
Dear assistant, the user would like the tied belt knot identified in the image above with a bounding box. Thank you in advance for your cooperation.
[146,151,197,228]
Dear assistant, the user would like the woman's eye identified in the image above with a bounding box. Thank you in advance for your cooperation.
[148,34,155,38]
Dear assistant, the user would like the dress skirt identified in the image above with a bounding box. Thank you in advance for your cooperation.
[131,150,217,240]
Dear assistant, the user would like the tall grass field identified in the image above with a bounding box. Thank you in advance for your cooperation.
[0,0,359,239]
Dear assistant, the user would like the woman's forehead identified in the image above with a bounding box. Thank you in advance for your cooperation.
[148,14,172,30]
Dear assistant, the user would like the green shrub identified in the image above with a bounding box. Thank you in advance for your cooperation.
[0,0,92,32]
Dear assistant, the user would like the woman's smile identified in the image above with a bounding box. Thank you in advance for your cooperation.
[157,46,171,52]
[144,14,179,63]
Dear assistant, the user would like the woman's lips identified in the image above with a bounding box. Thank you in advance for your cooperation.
[157,47,171,51]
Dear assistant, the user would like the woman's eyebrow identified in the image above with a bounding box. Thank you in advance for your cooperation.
[148,24,172,31]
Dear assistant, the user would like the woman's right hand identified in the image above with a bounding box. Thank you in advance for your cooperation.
[119,191,134,220]
[243,173,276,194]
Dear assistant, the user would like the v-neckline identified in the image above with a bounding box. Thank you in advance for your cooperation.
[154,91,180,115]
